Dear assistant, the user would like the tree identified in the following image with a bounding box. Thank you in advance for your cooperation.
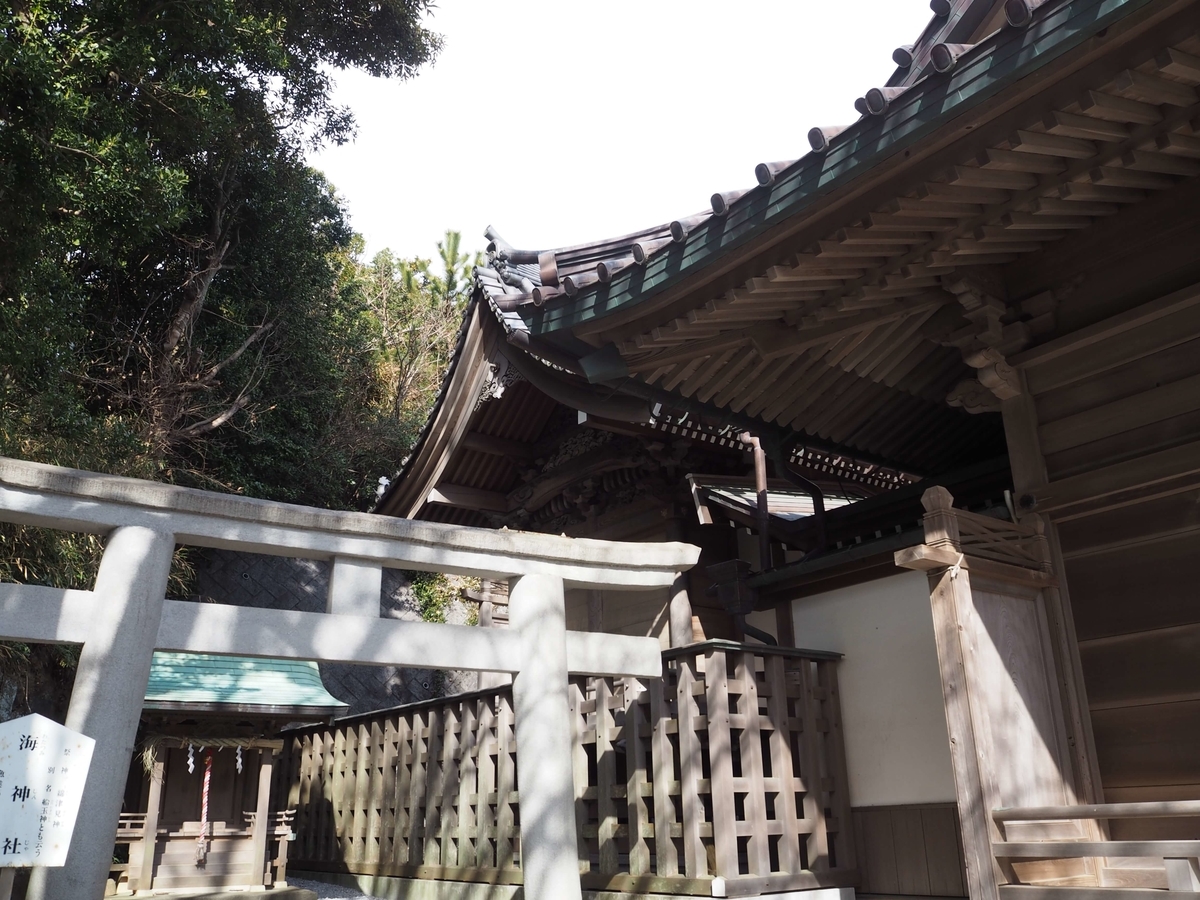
[357,234,480,430]
[0,0,443,506]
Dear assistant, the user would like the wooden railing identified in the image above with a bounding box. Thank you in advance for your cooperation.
[920,486,1052,573]
[279,641,857,897]
[993,802,1200,896]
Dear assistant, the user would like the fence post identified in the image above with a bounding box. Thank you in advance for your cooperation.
[28,525,174,900]
[509,573,583,900]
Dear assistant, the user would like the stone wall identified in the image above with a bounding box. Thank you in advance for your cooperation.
[194,549,477,716]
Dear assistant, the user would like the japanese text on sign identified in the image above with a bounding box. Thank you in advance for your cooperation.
[0,714,94,868]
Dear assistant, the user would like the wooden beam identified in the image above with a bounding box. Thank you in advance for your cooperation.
[1001,213,1093,230]
[995,800,1200,822]
[427,484,509,513]
[1121,149,1200,176]
[1012,282,1200,371]
[944,166,1038,190]
[1154,46,1200,82]
[861,212,960,232]
[895,544,1056,588]
[886,197,983,217]
[1032,439,1200,516]
[1087,166,1176,189]
[628,331,751,373]
[995,840,1200,859]
[1111,69,1198,108]
[461,431,539,461]
[1038,372,1200,456]
[1043,109,1129,141]
[1007,130,1097,159]
[977,148,1067,174]
[1030,199,1116,216]
[917,183,1012,205]
[750,295,947,361]
[1079,90,1162,125]
[952,239,1045,255]
[1000,888,1200,900]
[1056,183,1143,202]
[1155,131,1200,158]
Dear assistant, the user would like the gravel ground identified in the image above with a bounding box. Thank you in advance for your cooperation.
[289,876,384,899]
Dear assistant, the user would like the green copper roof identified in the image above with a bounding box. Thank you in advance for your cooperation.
[524,0,1157,337]
[144,652,348,713]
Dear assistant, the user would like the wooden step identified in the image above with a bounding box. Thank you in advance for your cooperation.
[1000,887,1200,900]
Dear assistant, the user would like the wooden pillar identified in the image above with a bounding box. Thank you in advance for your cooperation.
[774,601,795,647]
[249,750,273,886]
[136,757,166,891]
[926,562,1003,900]
[1000,376,1048,501]
[900,487,1099,900]
[479,580,512,690]
[1002,375,1103,807]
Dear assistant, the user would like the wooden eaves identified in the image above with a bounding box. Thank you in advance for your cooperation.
[471,0,1200,481]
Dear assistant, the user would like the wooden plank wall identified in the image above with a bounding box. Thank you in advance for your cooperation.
[1023,284,1200,486]
[853,804,967,897]
[1015,281,1200,841]
[1060,496,1200,841]
[278,644,857,895]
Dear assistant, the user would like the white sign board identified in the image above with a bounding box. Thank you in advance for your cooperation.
[0,714,94,867]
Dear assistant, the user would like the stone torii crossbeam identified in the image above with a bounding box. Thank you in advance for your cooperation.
[0,457,699,900]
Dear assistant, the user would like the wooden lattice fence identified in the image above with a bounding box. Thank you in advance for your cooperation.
[279,641,857,896]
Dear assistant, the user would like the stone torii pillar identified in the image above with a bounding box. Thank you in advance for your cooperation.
[0,456,698,900]
[26,527,174,900]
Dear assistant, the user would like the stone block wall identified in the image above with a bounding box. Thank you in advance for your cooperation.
[194,549,477,716]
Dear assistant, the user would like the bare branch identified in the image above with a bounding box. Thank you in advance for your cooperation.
[197,320,275,384]
[177,392,251,437]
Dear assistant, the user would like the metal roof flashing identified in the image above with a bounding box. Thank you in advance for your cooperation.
[143,652,348,714]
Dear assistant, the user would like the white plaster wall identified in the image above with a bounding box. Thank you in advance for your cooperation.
[790,570,956,807]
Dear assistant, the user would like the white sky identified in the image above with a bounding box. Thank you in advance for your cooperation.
[310,1,935,264]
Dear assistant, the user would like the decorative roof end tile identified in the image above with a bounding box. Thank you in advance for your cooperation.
[711,189,752,217]
[756,159,799,186]
[931,42,976,74]
[671,212,713,242]
[866,86,906,116]
[808,125,849,154]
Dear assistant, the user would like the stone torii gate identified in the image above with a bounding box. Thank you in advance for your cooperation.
[0,457,698,900]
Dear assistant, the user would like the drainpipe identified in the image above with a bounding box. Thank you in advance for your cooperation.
[739,433,772,572]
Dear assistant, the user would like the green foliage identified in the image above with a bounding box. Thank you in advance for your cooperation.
[0,0,459,511]
[0,0,475,716]
[406,572,483,630]
[353,238,481,441]
[407,571,457,625]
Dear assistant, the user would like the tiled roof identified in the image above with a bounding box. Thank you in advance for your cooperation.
[143,652,348,714]
[489,0,1152,338]
[379,0,1195,510]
